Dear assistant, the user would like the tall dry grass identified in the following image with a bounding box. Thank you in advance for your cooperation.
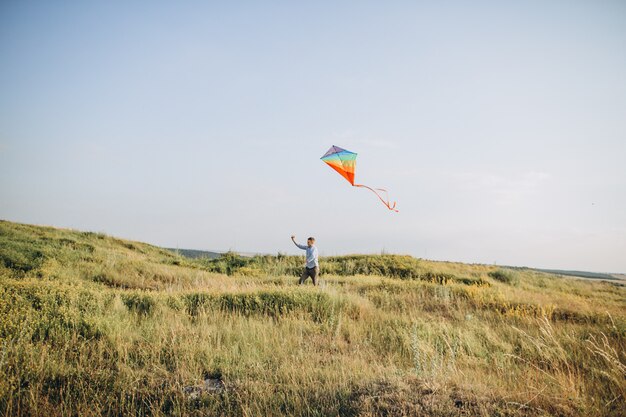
[1,220,625,416]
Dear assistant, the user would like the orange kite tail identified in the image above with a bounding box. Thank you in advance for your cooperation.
[354,184,399,212]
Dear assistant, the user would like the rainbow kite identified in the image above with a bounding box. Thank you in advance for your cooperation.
[321,145,398,212]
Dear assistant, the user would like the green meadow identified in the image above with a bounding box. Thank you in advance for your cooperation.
[0,219,624,416]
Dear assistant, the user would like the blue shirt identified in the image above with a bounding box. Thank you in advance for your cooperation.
[294,242,319,268]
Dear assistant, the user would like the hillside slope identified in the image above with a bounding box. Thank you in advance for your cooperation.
[0,220,625,416]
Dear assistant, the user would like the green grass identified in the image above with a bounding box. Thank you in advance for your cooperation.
[0,219,625,416]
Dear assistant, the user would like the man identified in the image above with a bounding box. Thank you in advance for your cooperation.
[291,235,319,286]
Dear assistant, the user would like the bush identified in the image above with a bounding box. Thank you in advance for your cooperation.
[488,269,520,285]
[181,290,346,322]
[0,244,45,273]
[121,293,155,316]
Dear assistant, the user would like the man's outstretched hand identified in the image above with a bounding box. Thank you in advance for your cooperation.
[291,235,296,240]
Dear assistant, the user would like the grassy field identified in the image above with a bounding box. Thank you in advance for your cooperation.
[0,220,625,416]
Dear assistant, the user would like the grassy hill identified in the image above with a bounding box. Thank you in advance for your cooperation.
[0,220,624,416]
[164,249,625,282]
[506,266,622,282]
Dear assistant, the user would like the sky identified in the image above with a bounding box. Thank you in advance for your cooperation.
[1,1,625,272]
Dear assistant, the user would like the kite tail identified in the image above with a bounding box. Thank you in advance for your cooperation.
[354,184,399,212]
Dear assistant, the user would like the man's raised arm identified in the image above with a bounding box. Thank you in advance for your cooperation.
[291,235,307,250]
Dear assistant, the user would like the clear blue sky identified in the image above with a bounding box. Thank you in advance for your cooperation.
[1,1,625,272]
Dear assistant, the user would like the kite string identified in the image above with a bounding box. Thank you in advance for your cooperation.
[374,188,397,210]
[354,184,399,212]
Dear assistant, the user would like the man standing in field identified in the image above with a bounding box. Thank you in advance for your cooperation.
[291,235,319,286]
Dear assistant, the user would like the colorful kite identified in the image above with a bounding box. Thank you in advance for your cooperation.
[321,145,398,212]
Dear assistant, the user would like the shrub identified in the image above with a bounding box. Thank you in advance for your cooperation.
[0,244,45,273]
[183,292,215,316]
[488,269,520,285]
[166,296,183,311]
[181,290,345,322]
[420,271,456,285]
[121,293,155,316]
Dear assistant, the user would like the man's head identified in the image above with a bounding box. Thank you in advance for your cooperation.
[307,237,315,247]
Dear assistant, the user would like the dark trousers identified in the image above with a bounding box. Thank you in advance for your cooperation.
[299,266,319,286]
